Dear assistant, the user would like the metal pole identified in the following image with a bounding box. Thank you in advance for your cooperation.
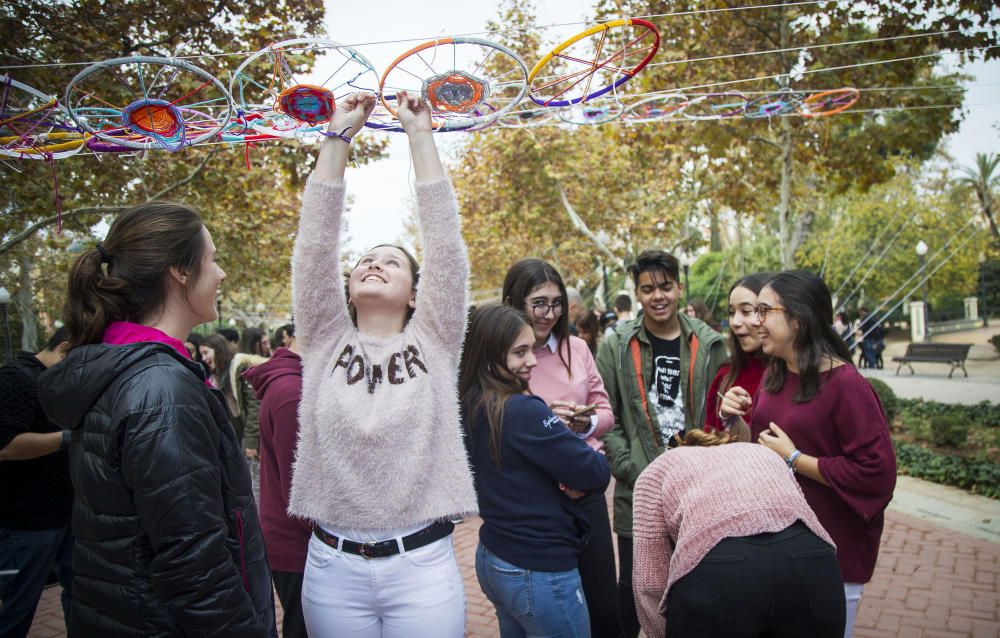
[982,262,990,328]
[683,264,690,303]
[601,262,610,309]
[919,253,929,342]
[1,303,11,364]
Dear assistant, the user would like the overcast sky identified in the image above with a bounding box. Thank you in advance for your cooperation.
[318,1,999,254]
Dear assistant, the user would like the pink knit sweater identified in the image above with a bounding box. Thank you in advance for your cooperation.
[632,443,834,638]
[288,176,478,531]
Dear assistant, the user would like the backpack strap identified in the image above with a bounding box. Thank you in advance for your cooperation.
[686,333,700,419]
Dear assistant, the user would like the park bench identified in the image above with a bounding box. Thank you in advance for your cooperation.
[892,343,972,378]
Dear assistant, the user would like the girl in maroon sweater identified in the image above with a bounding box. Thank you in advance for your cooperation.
[704,272,770,432]
[720,270,896,638]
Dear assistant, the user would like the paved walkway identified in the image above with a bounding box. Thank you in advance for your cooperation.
[28,476,1000,638]
[860,325,1000,404]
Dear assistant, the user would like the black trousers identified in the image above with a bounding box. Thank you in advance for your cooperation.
[665,522,846,638]
[617,534,641,638]
[576,491,624,638]
[272,570,308,638]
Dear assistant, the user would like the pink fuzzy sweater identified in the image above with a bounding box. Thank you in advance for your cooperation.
[288,176,478,531]
[632,443,834,638]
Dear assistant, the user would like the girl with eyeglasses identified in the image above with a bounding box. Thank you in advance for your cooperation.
[288,92,477,637]
[719,270,896,638]
[703,273,770,433]
[501,258,623,638]
[460,303,610,638]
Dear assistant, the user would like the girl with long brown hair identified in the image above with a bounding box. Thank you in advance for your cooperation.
[704,272,770,432]
[460,303,610,638]
[38,202,276,636]
[720,270,896,637]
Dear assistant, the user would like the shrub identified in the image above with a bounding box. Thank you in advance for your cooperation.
[991,333,1000,355]
[929,414,969,448]
[894,441,1000,499]
[867,378,898,424]
[898,399,1000,429]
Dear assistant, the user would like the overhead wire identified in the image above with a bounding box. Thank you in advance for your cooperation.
[1,0,995,70]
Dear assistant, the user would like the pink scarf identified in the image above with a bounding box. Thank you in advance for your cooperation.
[102,321,191,360]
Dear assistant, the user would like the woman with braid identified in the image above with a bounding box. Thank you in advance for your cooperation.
[289,91,477,637]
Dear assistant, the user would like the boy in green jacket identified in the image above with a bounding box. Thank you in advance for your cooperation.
[596,249,727,637]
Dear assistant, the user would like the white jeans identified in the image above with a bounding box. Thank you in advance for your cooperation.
[844,583,864,638]
[302,531,466,638]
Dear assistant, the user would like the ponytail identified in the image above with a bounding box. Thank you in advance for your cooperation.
[63,201,206,351]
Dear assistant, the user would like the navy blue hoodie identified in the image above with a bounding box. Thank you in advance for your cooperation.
[467,393,610,571]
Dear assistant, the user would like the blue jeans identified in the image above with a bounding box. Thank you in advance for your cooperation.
[0,526,73,638]
[475,543,590,638]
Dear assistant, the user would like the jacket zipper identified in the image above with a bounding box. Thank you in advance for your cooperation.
[234,508,249,593]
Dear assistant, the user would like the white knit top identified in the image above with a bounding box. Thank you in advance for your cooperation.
[288,176,478,531]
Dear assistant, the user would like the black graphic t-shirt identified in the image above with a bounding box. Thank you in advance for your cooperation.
[647,333,684,447]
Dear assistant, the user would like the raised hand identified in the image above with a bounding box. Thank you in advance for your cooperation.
[720,386,752,419]
[326,92,377,139]
[395,90,433,134]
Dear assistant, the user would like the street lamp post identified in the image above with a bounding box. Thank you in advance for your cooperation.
[680,255,691,304]
[0,287,12,364]
[916,240,929,342]
[981,253,990,328]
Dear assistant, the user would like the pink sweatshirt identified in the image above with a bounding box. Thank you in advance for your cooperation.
[528,334,613,450]
[632,443,834,638]
[288,177,478,532]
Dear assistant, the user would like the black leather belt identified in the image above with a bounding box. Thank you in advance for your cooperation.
[312,521,455,559]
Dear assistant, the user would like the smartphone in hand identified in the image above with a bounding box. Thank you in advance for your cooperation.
[571,403,599,417]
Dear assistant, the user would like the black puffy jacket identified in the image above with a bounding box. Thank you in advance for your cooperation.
[38,342,277,638]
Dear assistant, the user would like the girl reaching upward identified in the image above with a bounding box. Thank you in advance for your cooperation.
[289,91,477,638]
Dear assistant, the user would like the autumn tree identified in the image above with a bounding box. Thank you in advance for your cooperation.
[1,0,388,347]
[600,0,999,266]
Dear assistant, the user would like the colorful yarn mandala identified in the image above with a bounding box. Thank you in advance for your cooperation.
[121,99,186,151]
[424,71,487,113]
[276,84,336,125]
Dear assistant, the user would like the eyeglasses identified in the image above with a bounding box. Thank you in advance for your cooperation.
[527,301,564,319]
[753,304,787,321]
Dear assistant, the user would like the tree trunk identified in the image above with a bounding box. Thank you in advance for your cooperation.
[776,0,796,268]
[17,254,37,351]
[708,202,721,252]
[778,115,794,268]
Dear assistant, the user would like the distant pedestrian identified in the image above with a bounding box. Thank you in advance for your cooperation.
[244,330,311,638]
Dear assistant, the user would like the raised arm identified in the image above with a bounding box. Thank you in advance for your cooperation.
[291,93,376,352]
[395,91,468,345]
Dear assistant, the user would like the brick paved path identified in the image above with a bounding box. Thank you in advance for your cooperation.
[29,495,1000,638]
